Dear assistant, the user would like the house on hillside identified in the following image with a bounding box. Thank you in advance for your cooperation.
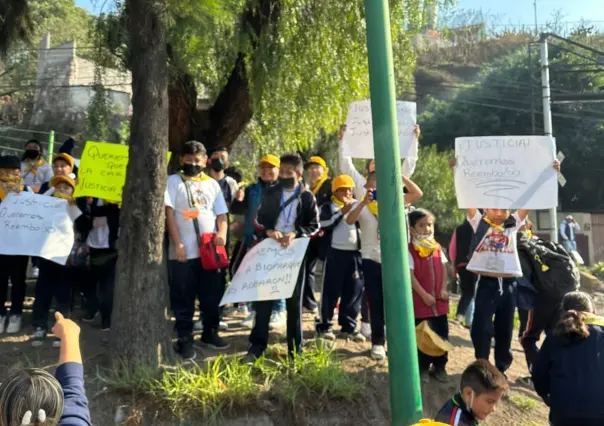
[30,33,132,136]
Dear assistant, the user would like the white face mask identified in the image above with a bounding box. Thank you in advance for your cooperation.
[414,233,434,241]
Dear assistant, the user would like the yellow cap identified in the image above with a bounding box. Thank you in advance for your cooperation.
[331,175,355,193]
[52,153,75,169]
[416,320,454,357]
[307,156,327,170]
[50,175,76,190]
[412,420,450,426]
[259,154,280,168]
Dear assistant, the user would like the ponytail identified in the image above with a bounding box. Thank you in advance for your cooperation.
[554,310,591,344]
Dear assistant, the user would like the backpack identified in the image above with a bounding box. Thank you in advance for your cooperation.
[517,234,580,300]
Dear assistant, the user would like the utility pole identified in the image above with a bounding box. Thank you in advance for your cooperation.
[363,0,422,425]
[533,0,539,35]
[539,35,559,242]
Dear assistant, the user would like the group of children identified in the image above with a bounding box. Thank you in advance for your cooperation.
[3,130,603,425]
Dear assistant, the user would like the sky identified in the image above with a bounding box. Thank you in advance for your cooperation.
[75,0,604,28]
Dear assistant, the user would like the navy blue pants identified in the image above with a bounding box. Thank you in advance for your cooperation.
[316,249,364,334]
[470,276,516,373]
[363,259,385,345]
[303,240,319,310]
[0,254,28,316]
[82,249,117,329]
[169,259,225,341]
[249,259,305,358]
[32,259,73,330]
[415,315,449,372]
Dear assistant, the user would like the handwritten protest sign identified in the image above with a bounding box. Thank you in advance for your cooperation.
[454,136,558,209]
[74,142,172,202]
[342,100,417,166]
[220,238,310,306]
[0,193,79,265]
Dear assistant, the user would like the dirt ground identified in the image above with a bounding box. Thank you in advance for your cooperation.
[0,283,569,426]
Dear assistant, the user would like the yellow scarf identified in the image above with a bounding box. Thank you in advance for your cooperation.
[181,172,211,182]
[483,217,504,232]
[331,195,345,208]
[413,236,441,258]
[367,200,378,217]
[311,171,329,196]
[0,171,24,200]
[53,192,73,201]
[584,313,604,327]
[23,158,46,176]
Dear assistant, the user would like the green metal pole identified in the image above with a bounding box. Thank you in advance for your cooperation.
[47,130,55,163]
[363,1,423,424]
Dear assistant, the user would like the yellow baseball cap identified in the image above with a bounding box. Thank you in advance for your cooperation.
[259,154,280,168]
[416,320,454,357]
[50,175,76,190]
[53,153,75,169]
[331,175,355,193]
[306,156,327,170]
[412,420,450,426]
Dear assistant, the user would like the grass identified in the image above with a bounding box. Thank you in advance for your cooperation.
[508,393,538,411]
[102,342,362,424]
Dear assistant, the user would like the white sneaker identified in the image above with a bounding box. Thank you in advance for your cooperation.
[31,267,39,279]
[242,312,255,329]
[269,311,286,330]
[219,321,228,331]
[237,305,249,316]
[371,344,386,360]
[6,315,22,334]
[0,316,6,334]
[360,321,372,339]
[194,320,203,331]
[31,328,46,347]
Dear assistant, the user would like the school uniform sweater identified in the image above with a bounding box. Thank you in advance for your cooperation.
[435,393,479,426]
[55,362,92,426]
[409,244,448,319]
[319,202,360,252]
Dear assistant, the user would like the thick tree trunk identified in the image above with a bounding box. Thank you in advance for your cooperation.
[111,0,172,366]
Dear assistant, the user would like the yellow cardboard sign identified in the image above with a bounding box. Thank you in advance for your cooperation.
[74,141,172,202]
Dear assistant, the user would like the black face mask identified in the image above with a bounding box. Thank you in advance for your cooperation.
[25,149,40,160]
[210,158,225,172]
[182,164,203,177]
[280,177,297,189]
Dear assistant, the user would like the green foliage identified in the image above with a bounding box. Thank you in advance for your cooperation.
[592,262,604,280]
[412,145,463,233]
[418,33,604,211]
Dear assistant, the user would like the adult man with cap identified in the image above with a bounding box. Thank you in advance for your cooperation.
[559,215,580,253]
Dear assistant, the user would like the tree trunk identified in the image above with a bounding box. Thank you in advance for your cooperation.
[110,0,172,366]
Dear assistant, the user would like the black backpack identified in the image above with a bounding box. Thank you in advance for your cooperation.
[517,234,580,300]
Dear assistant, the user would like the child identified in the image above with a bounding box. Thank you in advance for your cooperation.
[31,176,83,347]
[247,153,320,359]
[40,153,76,194]
[0,312,91,425]
[315,175,365,342]
[20,139,53,193]
[408,209,450,383]
[0,155,35,334]
[435,359,508,425]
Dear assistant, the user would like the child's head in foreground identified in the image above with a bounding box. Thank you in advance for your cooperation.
[459,359,508,420]
[0,368,64,425]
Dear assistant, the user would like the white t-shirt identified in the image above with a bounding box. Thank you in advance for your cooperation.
[409,247,448,269]
[356,202,381,263]
[274,189,299,234]
[466,211,524,277]
[164,174,228,260]
[87,199,110,249]
[321,202,360,251]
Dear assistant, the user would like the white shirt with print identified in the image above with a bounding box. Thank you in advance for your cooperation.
[466,211,525,277]
[356,202,381,264]
[164,174,228,260]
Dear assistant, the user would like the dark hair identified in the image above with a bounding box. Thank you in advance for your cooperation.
[182,140,206,156]
[366,171,377,181]
[210,147,228,155]
[22,139,43,161]
[460,360,508,395]
[224,167,243,183]
[554,291,595,344]
[365,159,374,172]
[280,153,303,172]
[0,155,21,169]
[408,208,435,227]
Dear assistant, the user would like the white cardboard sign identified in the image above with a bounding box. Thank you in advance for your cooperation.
[342,100,417,164]
[0,192,79,265]
[454,136,558,209]
[220,238,310,306]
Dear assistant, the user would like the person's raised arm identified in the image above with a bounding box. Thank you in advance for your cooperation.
[346,192,372,225]
[402,175,423,205]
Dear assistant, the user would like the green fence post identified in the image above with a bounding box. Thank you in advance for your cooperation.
[47,130,55,163]
[363,0,423,424]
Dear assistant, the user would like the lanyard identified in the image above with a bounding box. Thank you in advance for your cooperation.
[280,186,299,227]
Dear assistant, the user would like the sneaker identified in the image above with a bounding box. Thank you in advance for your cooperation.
[242,312,255,329]
[194,320,203,331]
[0,315,6,334]
[6,315,22,334]
[454,314,464,324]
[370,344,386,360]
[242,352,258,364]
[316,330,337,341]
[333,305,339,322]
[31,267,39,279]
[199,334,230,351]
[236,305,249,316]
[269,311,286,330]
[219,321,228,331]
[31,328,46,347]
[82,312,98,323]
[303,306,319,314]
[101,318,111,332]
[360,321,372,339]
[174,338,196,361]
[339,330,366,343]
[52,339,61,348]
[420,370,430,384]
[430,367,449,383]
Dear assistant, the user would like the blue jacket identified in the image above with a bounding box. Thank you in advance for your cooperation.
[435,393,479,426]
[231,179,276,248]
[532,317,604,421]
[56,362,92,425]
